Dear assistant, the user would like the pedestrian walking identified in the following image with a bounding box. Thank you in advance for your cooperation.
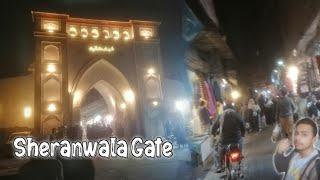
[276,87,296,139]
[247,98,261,132]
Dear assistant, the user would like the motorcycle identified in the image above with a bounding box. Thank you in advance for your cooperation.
[223,144,244,180]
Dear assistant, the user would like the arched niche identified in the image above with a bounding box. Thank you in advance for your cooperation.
[43,78,61,102]
[145,77,161,100]
[42,115,61,135]
[43,45,60,61]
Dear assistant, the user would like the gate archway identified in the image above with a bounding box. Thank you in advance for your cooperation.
[71,59,135,137]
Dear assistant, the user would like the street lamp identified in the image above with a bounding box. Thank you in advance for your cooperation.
[231,90,241,100]
[277,60,284,66]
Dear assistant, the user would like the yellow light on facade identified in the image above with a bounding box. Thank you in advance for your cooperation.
[43,21,59,33]
[73,91,82,107]
[47,28,54,33]
[47,103,57,112]
[147,68,155,75]
[103,29,110,39]
[152,101,159,107]
[91,28,99,39]
[140,28,153,39]
[23,106,32,119]
[81,28,88,38]
[231,90,241,100]
[123,90,135,104]
[109,96,116,107]
[123,31,130,41]
[119,103,127,110]
[69,27,78,37]
[47,64,56,73]
[113,30,120,40]
[88,46,115,53]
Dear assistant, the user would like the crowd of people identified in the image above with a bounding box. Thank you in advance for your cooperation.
[235,87,320,139]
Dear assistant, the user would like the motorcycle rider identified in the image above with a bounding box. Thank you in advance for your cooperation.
[212,100,246,173]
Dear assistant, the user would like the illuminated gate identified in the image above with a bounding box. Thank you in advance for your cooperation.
[32,11,163,137]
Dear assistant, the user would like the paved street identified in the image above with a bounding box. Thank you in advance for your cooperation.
[93,147,197,180]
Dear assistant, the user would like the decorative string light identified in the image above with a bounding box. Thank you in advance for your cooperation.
[69,27,77,37]
[88,45,115,53]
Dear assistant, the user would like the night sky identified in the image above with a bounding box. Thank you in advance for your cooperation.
[214,0,283,87]
[1,0,283,88]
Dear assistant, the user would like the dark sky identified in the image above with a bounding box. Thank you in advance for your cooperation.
[214,0,282,87]
[1,0,283,88]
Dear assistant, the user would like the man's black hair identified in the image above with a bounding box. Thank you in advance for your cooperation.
[199,100,206,107]
[295,118,318,137]
[280,87,287,96]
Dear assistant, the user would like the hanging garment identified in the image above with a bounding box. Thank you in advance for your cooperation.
[208,82,217,117]
[204,81,216,116]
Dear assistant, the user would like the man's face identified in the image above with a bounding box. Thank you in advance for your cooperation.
[294,124,316,151]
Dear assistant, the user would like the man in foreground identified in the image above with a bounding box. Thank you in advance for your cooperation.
[273,118,320,179]
[212,102,245,173]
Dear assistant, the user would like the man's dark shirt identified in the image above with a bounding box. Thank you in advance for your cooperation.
[211,109,245,145]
